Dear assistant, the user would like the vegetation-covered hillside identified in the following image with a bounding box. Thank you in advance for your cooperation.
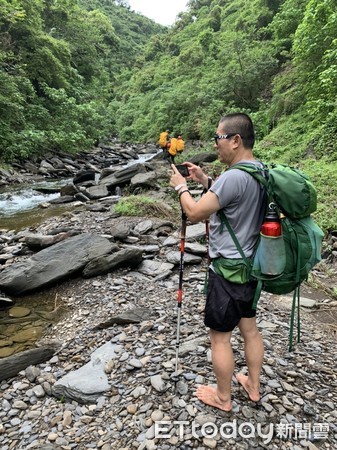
[109,0,337,230]
[0,0,162,160]
[112,0,336,150]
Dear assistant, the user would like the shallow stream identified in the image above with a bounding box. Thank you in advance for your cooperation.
[0,150,161,356]
[0,180,70,231]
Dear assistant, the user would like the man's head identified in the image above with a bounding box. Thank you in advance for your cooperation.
[218,113,255,149]
[215,112,255,166]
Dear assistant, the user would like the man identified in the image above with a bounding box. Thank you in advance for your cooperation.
[176,134,185,154]
[170,112,266,411]
[168,136,177,164]
[158,130,170,161]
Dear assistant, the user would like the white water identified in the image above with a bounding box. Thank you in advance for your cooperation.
[0,188,60,217]
[0,151,160,219]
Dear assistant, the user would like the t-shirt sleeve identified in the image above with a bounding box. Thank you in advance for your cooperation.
[210,170,249,209]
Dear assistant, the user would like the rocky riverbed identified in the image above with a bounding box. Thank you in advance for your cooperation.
[0,145,336,450]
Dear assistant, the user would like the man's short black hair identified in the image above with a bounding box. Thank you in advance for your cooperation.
[219,112,255,149]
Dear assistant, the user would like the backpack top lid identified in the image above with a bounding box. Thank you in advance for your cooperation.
[268,165,317,219]
[231,163,317,220]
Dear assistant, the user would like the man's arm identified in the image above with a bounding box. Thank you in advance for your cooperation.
[179,189,221,223]
[170,164,221,222]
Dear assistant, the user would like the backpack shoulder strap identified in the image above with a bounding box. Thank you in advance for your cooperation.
[218,209,262,307]
[229,162,269,188]
[217,210,250,265]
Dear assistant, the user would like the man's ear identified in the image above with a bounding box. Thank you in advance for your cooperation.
[232,134,240,148]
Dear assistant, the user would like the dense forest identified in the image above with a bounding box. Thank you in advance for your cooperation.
[1,0,337,229]
[0,0,162,159]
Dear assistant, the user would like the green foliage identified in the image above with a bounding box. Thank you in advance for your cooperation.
[110,0,280,142]
[0,0,163,161]
[114,195,155,216]
[268,0,307,55]
[254,109,312,164]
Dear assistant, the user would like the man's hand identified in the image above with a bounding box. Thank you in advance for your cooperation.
[183,162,210,188]
[170,164,220,223]
[170,164,188,190]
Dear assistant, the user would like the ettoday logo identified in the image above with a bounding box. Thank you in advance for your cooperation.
[154,420,330,444]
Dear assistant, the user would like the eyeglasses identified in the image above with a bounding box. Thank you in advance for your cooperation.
[214,133,237,145]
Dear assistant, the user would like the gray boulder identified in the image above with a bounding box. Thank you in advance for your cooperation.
[189,152,217,164]
[165,251,202,265]
[0,234,114,295]
[185,223,206,240]
[83,246,143,278]
[100,164,145,189]
[110,221,131,239]
[24,231,77,251]
[83,184,109,200]
[130,172,157,189]
[137,260,174,277]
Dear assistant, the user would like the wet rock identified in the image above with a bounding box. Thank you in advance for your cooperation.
[12,327,43,343]
[8,306,31,318]
[73,169,96,184]
[60,183,79,196]
[100,164,145,189]
[49,194,75,204]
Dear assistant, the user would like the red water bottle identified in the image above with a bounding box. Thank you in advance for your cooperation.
[256,206,286,276]
[261,209,282,237]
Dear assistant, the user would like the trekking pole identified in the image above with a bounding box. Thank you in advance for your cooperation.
[175,208,187,372]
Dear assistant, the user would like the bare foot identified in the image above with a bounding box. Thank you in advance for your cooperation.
[235,373,260,402]
[196,385,232,412]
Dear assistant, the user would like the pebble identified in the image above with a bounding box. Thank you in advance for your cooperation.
[150,375,166,392]
[127,404,138,414]
[151,410,164,422]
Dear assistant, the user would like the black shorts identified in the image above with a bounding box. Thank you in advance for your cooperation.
[204,270,257,332]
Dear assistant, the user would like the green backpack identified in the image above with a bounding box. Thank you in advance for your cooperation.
[219,163,324,351]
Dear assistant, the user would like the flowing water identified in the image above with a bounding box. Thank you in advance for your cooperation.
[0,180,72,231]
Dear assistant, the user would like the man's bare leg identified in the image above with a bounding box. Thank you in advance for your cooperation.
[196,329,233,411]
[236,317,264,402]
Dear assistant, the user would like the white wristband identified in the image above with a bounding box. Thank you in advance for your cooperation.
[174,183,187,191]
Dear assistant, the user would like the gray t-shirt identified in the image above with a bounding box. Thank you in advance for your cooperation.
[209,161,266,259]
